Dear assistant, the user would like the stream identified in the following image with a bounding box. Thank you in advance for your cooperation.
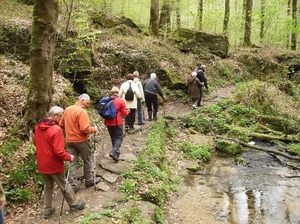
[166,141,300,224]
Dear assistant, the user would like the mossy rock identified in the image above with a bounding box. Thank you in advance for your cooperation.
[227,126,249,143]
[215,139,242,155]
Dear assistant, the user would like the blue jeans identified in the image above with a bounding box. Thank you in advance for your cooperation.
[137,99,144,124]
[0,209,4,224]
[107,125,124,156]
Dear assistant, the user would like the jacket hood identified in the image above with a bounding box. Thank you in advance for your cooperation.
[188,77,197,84]
[36,118,56,130]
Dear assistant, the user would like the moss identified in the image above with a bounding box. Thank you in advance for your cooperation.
[227,126,249,143]
[215,138,242,155]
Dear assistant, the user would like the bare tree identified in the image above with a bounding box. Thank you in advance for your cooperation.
[287,0,291,49]
[23,0,58,132]
[175,0,181,29]
[197,0,203,30]
[150,0,160,36]
[260,0,265,41]
[223,0,230,35]
[243,0,253,47]
[159,0,171,35]
[291,0,297,50]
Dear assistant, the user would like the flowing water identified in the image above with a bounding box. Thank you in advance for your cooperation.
[166,142,300,224]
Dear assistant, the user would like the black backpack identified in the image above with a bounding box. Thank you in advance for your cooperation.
[124,82,134,101]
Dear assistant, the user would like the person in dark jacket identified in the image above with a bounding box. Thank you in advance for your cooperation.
[106,87,130,162]
[143,73,165,121]
[187,71,204,109]
[34,106,85,219]
[0,182,5,224]
[196,64,208,106]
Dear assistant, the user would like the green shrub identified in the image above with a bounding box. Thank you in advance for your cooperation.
[179,142,211,161]
[5,188,32,203]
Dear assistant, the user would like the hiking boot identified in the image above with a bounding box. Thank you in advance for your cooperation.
[138,122,145,125]
[72,185,80,194]
[70,199,86,213]
[44,208,55,219]
[85,177,101,188]
[109,152,119,162]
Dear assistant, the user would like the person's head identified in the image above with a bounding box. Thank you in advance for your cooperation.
[192,71,197,77]
[78,93,90,109]
[111,86,119,94]
[133,71,139,77]
[48,106,64,122]
[150,73,157,79]
[126,73,134,80]
[200,64,206,71]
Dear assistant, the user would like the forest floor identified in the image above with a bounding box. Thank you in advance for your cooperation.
[4,85,235,224]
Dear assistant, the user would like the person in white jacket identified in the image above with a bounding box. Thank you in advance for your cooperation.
[133,71,145,125]
[119,73,142,131]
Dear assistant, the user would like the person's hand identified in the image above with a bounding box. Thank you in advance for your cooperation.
[70,155,74,162]
[0,201,6,210]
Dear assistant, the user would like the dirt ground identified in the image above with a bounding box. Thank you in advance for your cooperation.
[5,86,235,224]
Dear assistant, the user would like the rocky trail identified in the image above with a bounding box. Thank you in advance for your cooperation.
[5,86,235,224]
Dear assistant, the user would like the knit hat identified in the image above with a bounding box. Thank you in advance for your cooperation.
[133,71,139,76]
[192,72,197,76]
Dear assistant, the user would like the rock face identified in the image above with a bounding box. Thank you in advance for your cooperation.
[171,28,229,59]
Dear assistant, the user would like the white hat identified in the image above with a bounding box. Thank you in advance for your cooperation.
[150,73,157,78]
[200,64,206,68]
[111,86,119,93]
[192,72,197,76]
[133,71,139,76]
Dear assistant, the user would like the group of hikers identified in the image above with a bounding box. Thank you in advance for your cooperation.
[32,71,165,220]
[1,67,207,222]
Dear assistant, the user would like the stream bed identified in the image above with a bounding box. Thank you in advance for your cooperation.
[165,143,300,224]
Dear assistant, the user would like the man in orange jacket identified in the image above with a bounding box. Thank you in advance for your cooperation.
[60,94,100,193]
[34,106,85,219]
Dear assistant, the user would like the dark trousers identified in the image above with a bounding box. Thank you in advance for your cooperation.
[137,99,144,124]
[0,209,4,224]
[107,125,124,156]
[125,109,136,128]
[145,93,158,112]
[197,86,203,106]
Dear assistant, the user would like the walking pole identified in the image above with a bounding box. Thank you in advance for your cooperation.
[93,132,97,191]
[59,162,71,224]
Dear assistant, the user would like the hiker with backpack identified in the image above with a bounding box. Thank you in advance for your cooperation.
[103,86,130,162]
[143,73,165,121]
[34,106,86,219]
[119,73,142,132]
[196,64,208,107]
[133,71,145,125]
[187,71,204,109]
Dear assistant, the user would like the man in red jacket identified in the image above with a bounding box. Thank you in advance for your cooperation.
[105,87,130,162]
[34,106,86,219]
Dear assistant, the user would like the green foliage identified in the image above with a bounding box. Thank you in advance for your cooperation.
[228,127,249,143]
[155,207,167,224]
[179,142,211,161]
[213,117,229,134]
[0,137,22,156]
[5,188,32,203]
[288,143,300,156]
[79,209,112,224]
[182,112,211,134]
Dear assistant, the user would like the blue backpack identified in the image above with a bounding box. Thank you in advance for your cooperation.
[98,96,117,119]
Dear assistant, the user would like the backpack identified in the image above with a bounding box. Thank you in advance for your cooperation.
[98,96,117,119]
[124,82,134,101]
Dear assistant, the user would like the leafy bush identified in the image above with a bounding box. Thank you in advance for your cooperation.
[179,141,211,161]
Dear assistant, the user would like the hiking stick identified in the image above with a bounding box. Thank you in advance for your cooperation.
[93,132,96,191]
[59,162,71,224]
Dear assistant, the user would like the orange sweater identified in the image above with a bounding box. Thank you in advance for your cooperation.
[59,102,96,142]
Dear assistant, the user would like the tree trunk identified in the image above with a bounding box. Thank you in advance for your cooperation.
[197,0,203,30]
[23,0,58,132]
[287,0,291,49]
[159,1,171,36]
[150,0,160,36]
[243,0,253,47]
[260,0,265,41]
[291,0,297,50]
[223,0,230,35]
[175,0,181,28]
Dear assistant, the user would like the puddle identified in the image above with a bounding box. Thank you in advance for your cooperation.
[166,147,300,224]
